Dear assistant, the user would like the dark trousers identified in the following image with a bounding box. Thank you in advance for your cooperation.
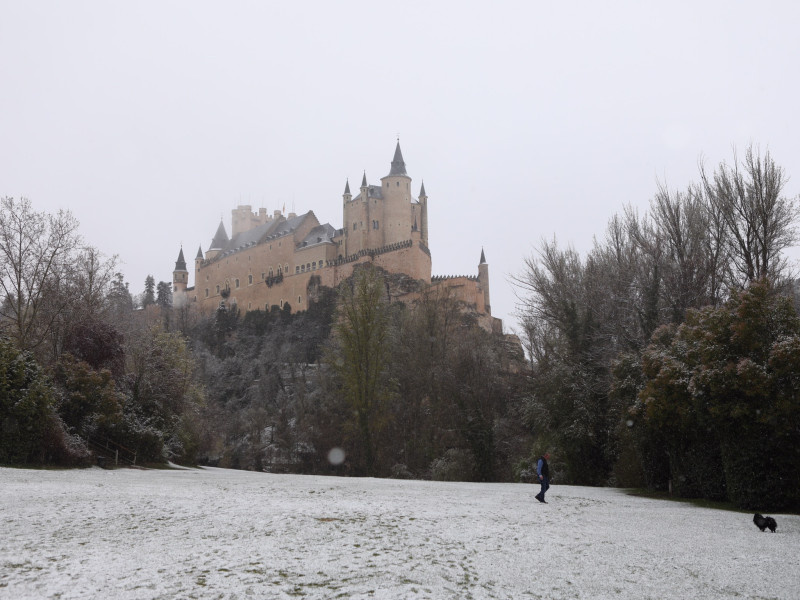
[537,477,550,500]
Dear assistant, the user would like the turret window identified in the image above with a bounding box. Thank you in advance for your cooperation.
[235,279,240,288]
[248,275,253,285]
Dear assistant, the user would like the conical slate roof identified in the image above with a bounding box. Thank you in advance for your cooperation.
[209,221,229,250]
[480,248,486,264]
[344,179,351,195]
[196,246,203,259]
[419,180,427,197]
[174,247,187,271]
[388,141,407,176]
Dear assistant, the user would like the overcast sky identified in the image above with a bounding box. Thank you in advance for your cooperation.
[2,1,799,332]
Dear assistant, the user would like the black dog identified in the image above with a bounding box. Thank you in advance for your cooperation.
[753,513,777,532]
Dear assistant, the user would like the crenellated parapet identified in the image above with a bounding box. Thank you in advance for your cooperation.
[333,239,414,265]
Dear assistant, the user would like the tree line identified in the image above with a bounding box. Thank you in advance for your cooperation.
[515,145,800,510]
[0,196,529,481]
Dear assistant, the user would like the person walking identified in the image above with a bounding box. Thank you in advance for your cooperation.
[535,452,550,503]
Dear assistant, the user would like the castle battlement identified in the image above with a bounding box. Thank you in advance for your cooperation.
[174,142,497,330]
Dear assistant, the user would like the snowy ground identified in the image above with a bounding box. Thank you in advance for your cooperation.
[1,466,798,600]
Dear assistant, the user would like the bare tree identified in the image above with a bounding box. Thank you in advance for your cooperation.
[701,145,798,285]
[0,197,80,352]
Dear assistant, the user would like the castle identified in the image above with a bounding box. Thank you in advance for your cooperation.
[173,142,500,332]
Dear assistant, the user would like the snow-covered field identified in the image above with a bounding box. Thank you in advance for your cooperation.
[1,466,797,600]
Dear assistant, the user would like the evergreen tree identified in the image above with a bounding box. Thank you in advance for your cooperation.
[143,275,156,307]
[156,281,172,308]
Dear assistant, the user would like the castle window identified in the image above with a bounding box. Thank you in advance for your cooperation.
[397,181,400,186]
[306,263,310,271]
[298,295,301,304]
[285,264,288,273]
[312,262,316,271]
[248,275,253,285]
[295,266,300,274]
[353,223,357,230]
[301,265,305,273]
[215,285,220,294]
[205,289,209,297]
[235,279,240,288]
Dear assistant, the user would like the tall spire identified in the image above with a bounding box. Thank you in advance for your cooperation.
[388,141,407,176]
[419,180,427,198]
[361,171,367,188]
[196,246,203,260]
[480,247,486,264]
[344,179,351,195]
[175,247,187,271]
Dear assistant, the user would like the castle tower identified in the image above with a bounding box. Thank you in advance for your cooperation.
[195,246,203,293]
[418,180,428,247]
[378,141,413,247]
[343,179,351,205]
[173,247,189,294]
[232,205,269,237]
[478,248,491,315]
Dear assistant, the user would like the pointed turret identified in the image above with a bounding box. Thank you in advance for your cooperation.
[196,246,203,260]
[173,246,189,295]
[174,247,187,271]
[388,141,407,176]
[343,178,352,205]
[209,220,229,251]
[419,180,427,199]
[361,171,368,188]
[478,247,490,315]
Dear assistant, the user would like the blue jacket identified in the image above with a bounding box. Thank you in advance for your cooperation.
[537,456,550,479]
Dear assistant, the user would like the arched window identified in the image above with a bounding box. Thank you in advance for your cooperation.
[248,274,253,285]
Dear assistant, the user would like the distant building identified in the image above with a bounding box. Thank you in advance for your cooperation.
[174,142,500,332]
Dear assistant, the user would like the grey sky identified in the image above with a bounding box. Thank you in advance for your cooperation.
[2,1,799,332]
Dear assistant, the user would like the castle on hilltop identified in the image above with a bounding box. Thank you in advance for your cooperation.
[173,142,500,332]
